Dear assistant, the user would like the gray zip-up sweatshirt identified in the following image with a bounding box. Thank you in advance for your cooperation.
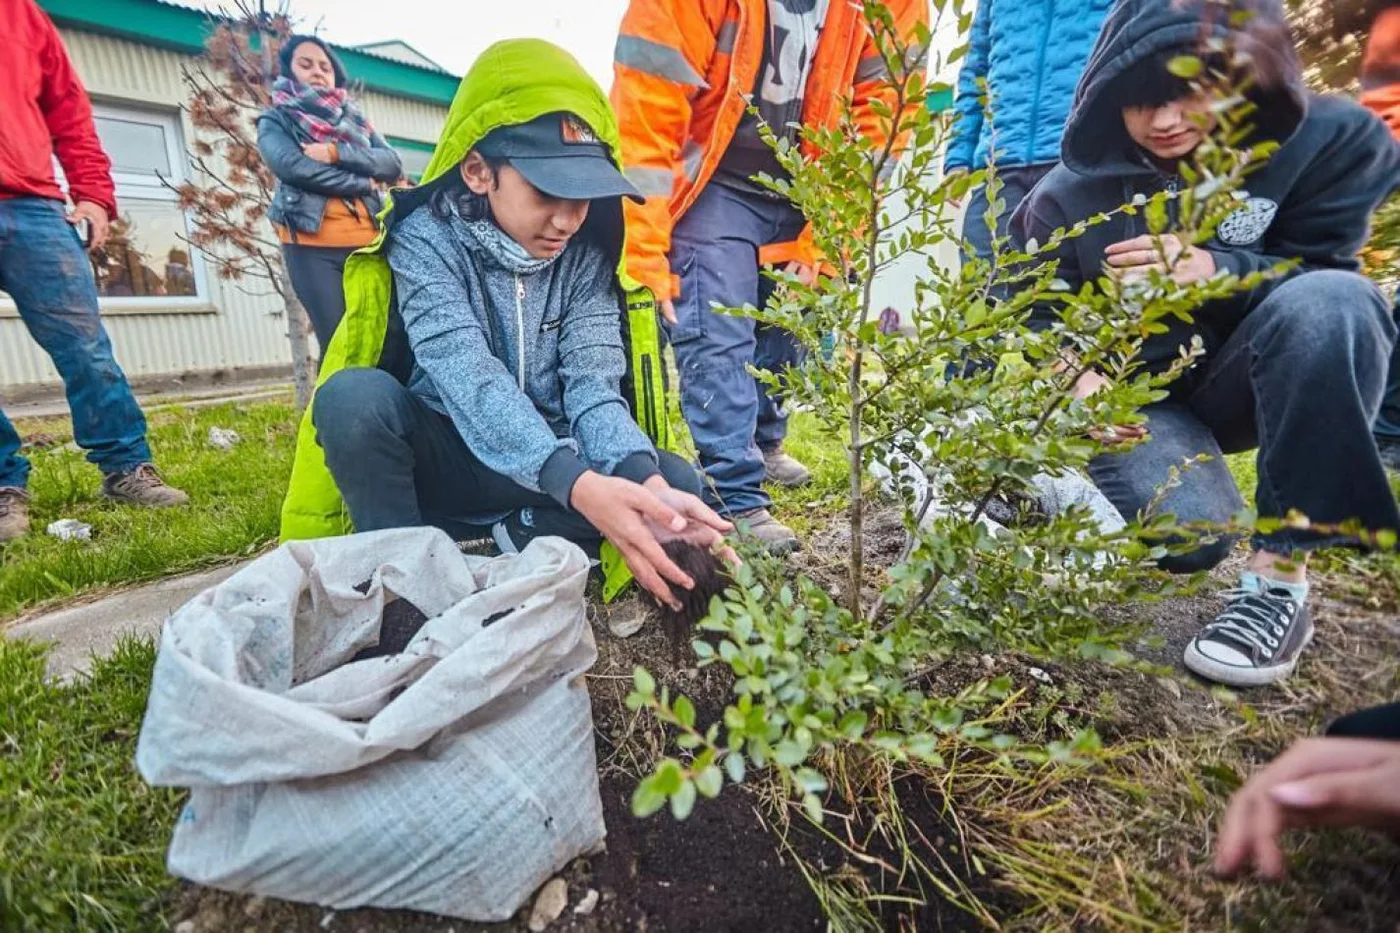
[386,200,660,507]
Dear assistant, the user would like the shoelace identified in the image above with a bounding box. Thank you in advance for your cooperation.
[1202,587,1297,659]
[0,490,26,515]
[118,465,164,489]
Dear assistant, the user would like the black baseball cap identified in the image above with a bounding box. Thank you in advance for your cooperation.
[475,112,643,203]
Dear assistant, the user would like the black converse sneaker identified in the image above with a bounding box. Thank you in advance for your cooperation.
[1183,584,1314,688]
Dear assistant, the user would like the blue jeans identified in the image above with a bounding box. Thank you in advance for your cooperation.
[1088,270,1399,571]
[961,163,1056,261]
[1373,298,1400,443]
[313,367,701,540]
[0,198,149,488]
[668,183,807,515]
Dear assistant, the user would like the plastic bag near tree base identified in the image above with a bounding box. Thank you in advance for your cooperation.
[135,528,604,922]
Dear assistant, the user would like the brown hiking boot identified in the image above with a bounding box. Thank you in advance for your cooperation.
[101,464,189,508]
[733,507,799,555]
[0,487,31,542]
[762,446,812,488]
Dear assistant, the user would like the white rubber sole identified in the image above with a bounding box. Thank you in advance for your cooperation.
[1182,621,1315,688]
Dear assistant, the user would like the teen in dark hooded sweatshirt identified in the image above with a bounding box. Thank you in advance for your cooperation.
[1011,0,1400,689]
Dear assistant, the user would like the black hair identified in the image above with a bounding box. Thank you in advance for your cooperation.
[1107,47,1231,112]
[279,34,349,89]
[426,151,507,224]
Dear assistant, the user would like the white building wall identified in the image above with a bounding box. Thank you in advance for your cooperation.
[0,28,448,393]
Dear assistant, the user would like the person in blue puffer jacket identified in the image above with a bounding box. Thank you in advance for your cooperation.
[945,0,1114,259]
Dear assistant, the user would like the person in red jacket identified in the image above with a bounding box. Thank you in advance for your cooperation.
[0,0,187,543]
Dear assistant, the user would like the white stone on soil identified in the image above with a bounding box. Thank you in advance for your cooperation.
[528,877,569,932]
[574,888,600,916]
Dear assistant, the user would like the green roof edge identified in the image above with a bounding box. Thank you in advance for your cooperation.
[38,0,461,106]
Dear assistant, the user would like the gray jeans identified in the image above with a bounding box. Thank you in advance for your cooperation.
[1087,270,1399,571]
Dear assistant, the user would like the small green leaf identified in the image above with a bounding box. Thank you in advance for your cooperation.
[695,766,724,799]
[773,739,807,767]
[632,778,667,818]
[670,778,698,820]
[801,792,824,825]
[654,759,685,796]
[837,710,868,740]
[725,751,746,784]
[673,695,696,729]
[794,767,828,795]
[633,666,656,696]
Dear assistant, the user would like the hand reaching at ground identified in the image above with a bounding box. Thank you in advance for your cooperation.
[1214,736,1400,879]
[642,477,739,567]
[1105,234,1215,285]
[569,471,732,609]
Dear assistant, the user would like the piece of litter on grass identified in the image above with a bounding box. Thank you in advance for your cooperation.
[1027,667,1052,685]
[320,910,336,929]
[528,877,568,932]
[574,888,600,916]
[208,426,241,450]
[46,518,92,541]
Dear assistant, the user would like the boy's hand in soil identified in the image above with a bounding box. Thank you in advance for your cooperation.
[1214,737,1400,880]
[569,471,732,610]
[1105,234,1215,285]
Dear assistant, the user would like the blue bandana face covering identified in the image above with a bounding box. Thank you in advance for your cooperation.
[464,218,561,275]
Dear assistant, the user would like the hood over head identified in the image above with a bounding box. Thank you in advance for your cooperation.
[385,39,631,275]
[1061,0,1305,177]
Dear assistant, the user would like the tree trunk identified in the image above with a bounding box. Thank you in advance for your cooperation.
[283,290,315,411]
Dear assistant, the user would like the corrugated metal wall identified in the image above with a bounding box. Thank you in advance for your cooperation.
[0,28,448,392]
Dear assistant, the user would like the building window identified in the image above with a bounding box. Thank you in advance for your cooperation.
[0,105,208,313]
[87,105,207,307]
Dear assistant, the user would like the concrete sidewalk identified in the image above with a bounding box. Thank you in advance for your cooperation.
[7,380,292,422]
[5,564,245,681]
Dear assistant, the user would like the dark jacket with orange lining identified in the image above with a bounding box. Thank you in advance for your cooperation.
[609,0,928,300]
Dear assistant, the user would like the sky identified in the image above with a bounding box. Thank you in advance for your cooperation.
[281,0,631,88]
[245,0,965,89]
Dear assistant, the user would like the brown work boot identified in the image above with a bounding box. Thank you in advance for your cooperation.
[101,464,189,507]
[762,445,812,488]
[0,487,31,542]
[733,507,799,555]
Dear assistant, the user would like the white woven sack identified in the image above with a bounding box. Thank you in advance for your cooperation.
[136,527,603,921]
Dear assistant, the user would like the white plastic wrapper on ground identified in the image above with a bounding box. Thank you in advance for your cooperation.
[135,527,604,921]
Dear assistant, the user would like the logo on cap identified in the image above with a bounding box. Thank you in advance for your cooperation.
[561,115,600,145]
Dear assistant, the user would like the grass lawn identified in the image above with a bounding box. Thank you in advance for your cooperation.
[0,397,298,623]
[0,637,178,932]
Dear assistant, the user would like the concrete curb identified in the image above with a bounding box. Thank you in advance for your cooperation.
[6,563,246,681]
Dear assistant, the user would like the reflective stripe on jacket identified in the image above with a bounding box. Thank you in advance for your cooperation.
[609,0,928,299]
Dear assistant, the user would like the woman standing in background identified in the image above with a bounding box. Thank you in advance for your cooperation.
[257,35,401,349]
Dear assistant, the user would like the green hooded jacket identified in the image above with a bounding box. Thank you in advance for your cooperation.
[278,38,670,599]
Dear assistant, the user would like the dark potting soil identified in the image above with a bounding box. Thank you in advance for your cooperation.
[174,571,990,932]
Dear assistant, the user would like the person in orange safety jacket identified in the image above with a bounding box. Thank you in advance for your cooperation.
[611,0,928,553]
[1360,4,1400,467]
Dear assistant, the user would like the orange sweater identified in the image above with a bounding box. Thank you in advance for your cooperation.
[276,196,377,248]
[1361,8,1400,141]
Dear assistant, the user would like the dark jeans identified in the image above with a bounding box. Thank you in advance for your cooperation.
[0,198,150,488]
[1373,298,1400,443]
[961,163,1056,261]
[282,243,357,349]
[1088,270,1399,572]
[668,182,808,515]
[313,367,701,541]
